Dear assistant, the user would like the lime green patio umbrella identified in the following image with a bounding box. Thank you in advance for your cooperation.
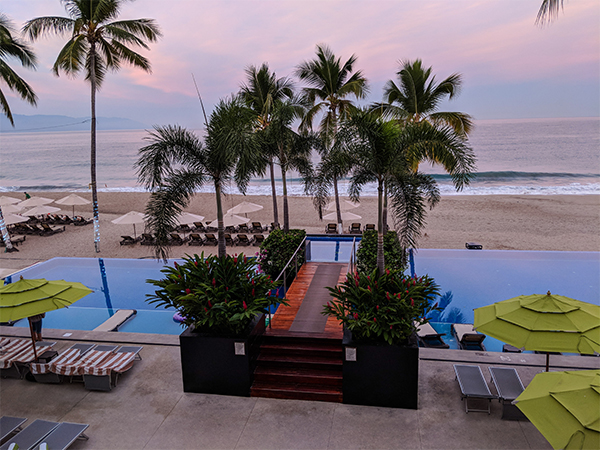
[514,369,600,450]
[0,277,93,360]
[474,292,600,371]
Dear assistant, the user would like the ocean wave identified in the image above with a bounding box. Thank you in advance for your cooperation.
[431,171,600,181]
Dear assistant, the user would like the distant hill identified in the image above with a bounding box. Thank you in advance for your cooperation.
[0,114,147,132]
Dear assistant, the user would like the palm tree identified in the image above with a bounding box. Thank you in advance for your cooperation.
[295,44,368,232]
[24,0,161,253]
[0,14,37,252]
[339,109,475,275]
[137,97,262,261]
[239,63,294,227]
[536,0,563,25]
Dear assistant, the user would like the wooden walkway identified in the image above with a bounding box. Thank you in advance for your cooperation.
[267,262,346,339]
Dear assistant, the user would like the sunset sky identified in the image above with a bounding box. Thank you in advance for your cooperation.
[3,0,599,129]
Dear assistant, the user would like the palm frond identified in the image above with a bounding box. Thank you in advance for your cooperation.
[52,35,88,77]
[105,18,162,45]
[23,16,75,40]
[0,60,37,105]
[536,0,563,25]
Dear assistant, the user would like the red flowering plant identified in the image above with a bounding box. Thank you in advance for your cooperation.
[323,269,440,345]
[146,252,284,336]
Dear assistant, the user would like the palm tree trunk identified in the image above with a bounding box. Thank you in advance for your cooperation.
[382,181,388,232]
[282,166,289,232]
[0,207,15,252]
[333,174,342,234]
[269,158,279,226]
[214,179,226,258]
[376,177,385,276]
[90,45,100,253]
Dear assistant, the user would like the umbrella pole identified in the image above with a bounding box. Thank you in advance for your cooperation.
[27,318,39,362]
[546,353,550,372]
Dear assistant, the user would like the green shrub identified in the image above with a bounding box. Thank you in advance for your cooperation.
[356,230,407,274]
[323,269,440,345]
[146,252,283,336]
[257,229,306,285]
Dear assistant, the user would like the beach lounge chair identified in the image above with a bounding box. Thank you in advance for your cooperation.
[224,233,235,246]
[72,216,92,226]
[0,419,59,450]
[415,322,449,348]
[177,224,192,233]
[452,324,486,351]
[49,346,118,383]
[204,233,218,246]
[225,225,238,234]
[453,364,496,414]
[40,223,65,235]
[93,309,136,332]
[348,223,362,234]
[238,223,250,234]
[488,367,527,420]
[251,222,265,233]
[236,233,251,246]
[269,222,280,232]
[0,340,57,379]
[169,233,187,245]
[82,345,143,391]
[205,221,217,232]
[119,235,138,245]
[252,234,265,246]
[0,416,27,443]
[30,344,96,384]
[325,223,338,234]
[364,223,376,231]
[188,233,204,246]
[38,422,89,450]
[193,222,206,232]
[140,233,155,245]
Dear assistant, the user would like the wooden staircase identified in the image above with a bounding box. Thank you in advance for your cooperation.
[250,332,343,403]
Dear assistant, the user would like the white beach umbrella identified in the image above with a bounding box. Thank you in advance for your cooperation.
[111,211,147,238]
[325,199,360,212]
[0,196,21,206]
[208,213,250,228]
[23,205,61,216]
[175,212,205,225]
[55,194,91,217]
[2,204,24,214]
[3,213,29,225]
[227,201,263,217]
[323,211,362,221]
[18,196,54,208]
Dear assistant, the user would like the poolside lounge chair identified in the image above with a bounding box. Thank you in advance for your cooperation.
[38,422,89,450]
[30,344,96,384]
[252,234,265,246]
[72,216,93,226]
[224,233,235,246]
[238,224,250,234]
[269,222,280,232]
[49,346,118,382]
[453,364,496,414]
[0,340,57,379]
[251,222,265,233]
[140,233,155,245]
[452,324,486,351]
[0,419,60,450]
[364,223,375,231]
[193,222,206,232]
[169,233,187,245]
[204,233,218,246]
[0,416,27,443]
[488,367,527,420]
[93,309,136,332]
[119,235,138,245]
[348,223,362,234]
[188,233,204,246]
[82,345,143,391]
[415,322,449,349]
[236,234,251,246]
[177,224,192,233]
[325,223,338,234]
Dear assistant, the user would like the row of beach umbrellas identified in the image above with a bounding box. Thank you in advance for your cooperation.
[0,194,91,225]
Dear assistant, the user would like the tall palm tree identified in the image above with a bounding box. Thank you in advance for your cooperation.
[24,0,161,253]
[137,97,262,261]
[295,44,368,232]
[0,14,37,252]
[339,109,475,275]
[239,63,294,227]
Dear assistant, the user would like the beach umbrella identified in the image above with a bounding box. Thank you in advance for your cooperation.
[0,277,93,361]
[2,213,29,226]
[325,199,360,211]
[55,194,91,217]
[514,369,600,450]
[2,204,24,214]
[22,205,61,216]
[207,213,250,228]
[323,211,362,222]
[111,211,146,239]
[474,291,600,371]
[0,196,21,206]
[227,201,263,217]
[175,212,205,226]
[18,196,54,208]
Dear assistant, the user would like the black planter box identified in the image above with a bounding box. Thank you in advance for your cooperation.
[179,314,265,396]
[342,330,419,409]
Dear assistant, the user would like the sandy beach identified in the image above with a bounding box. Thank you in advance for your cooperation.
[2,192,599,273]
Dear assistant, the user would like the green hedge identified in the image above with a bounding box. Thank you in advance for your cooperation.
[257,229,306,285]
[356,230,407,274]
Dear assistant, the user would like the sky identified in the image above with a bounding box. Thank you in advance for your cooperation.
[2,0,599,129]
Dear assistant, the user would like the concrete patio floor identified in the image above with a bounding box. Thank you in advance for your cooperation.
[1,326,598,450]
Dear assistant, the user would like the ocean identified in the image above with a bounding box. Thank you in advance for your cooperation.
[1,117,598,196]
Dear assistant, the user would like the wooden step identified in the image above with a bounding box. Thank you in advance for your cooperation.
[254,366,343,387]
[259,342,343,358]
[257,353,342,371]
[251,382,343,403]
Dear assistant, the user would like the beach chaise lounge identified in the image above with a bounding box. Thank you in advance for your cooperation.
[204,233,218,246]
[40,223,65,234]
[82,345,143,391]
[224,233,235,246]
[236,234,251,246]
[488,367,527,420]
[188,233,204,246]
[251,222,265,233]
[348,223,362,234]
[119,235,138,245]
[37,422,89,450]
[93,309,136,332]
[364,223,375,231]
[177,224,192,233]
[72,216,92,226]
[452,324,486,351]
[205,221,217,232]
[193,222,206,232]
[325,223,338,234]
[169,233,187,245]
[0,419,60,450]
[30,344,96,384]
[453,364,496,414]
[0,416,27,444]
[0,340,57,379]
[415,322,449,348]
[238,224,250,234]
[140,233,155,245]
[252,234,265,246]
[269,222,280,232]
[225,225,238,234]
